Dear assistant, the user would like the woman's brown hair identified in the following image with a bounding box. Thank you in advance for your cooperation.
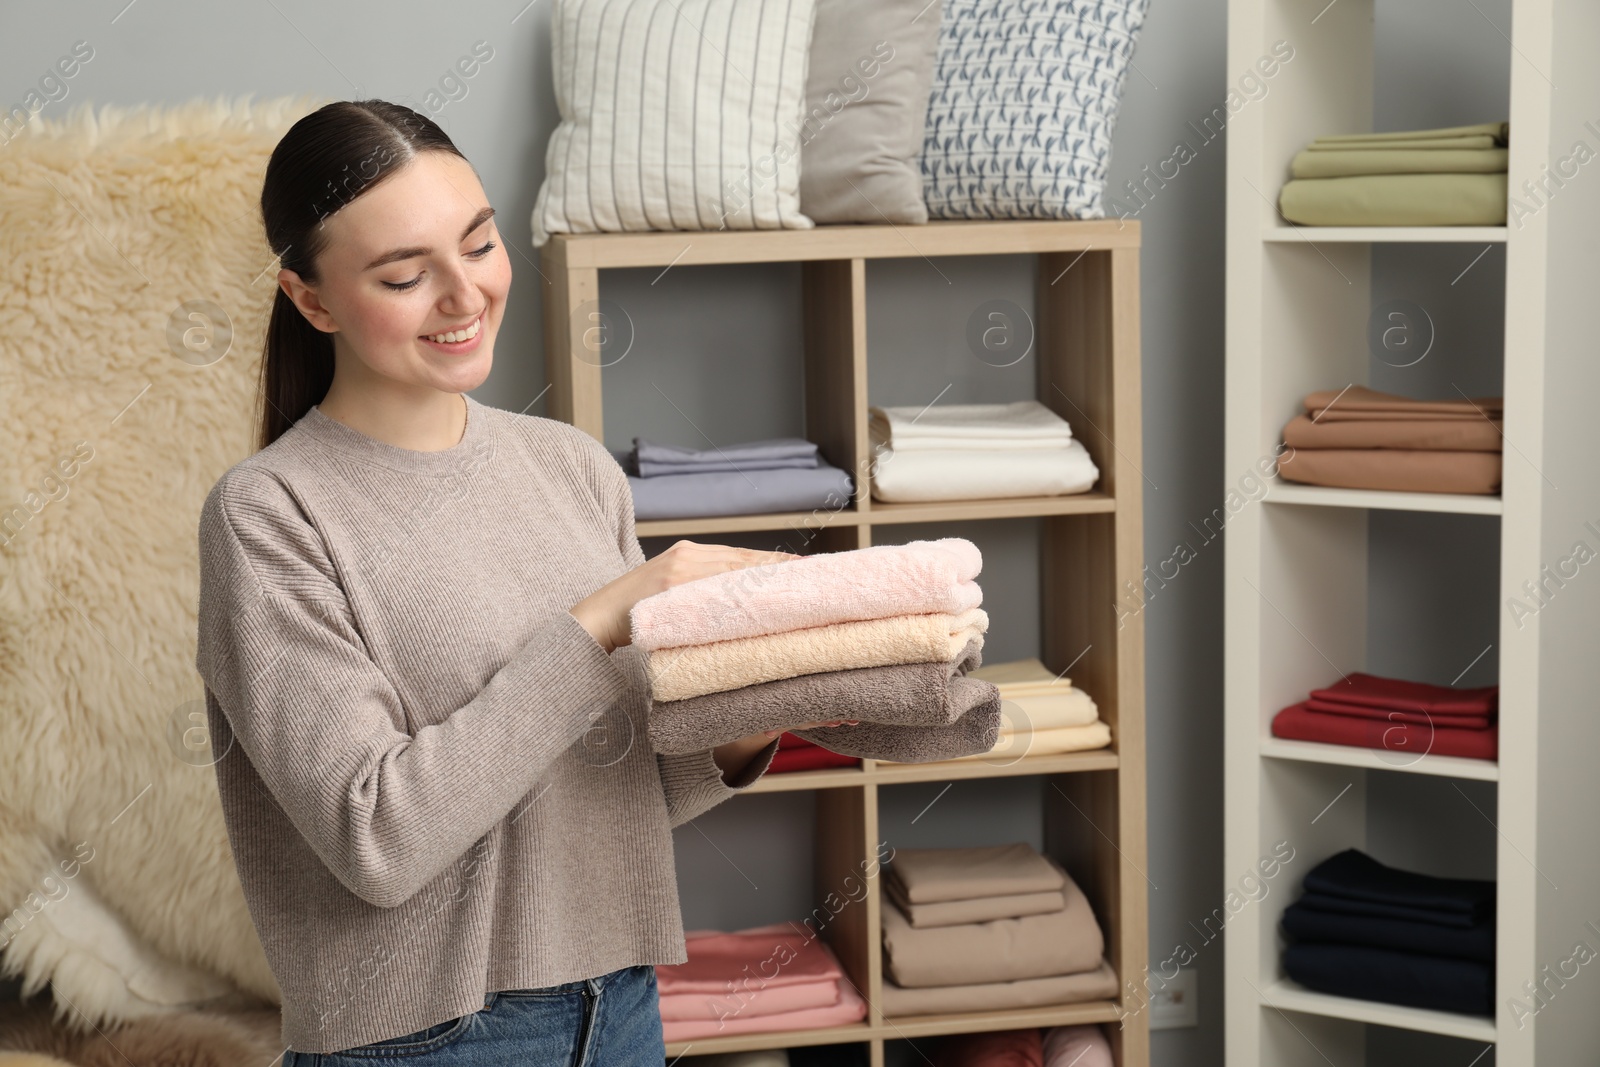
[256,100,468,450]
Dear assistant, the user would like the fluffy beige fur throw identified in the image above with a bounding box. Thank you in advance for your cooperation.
[0,93,334,1037]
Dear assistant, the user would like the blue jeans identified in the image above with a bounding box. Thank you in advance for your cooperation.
[283,964,665,1066]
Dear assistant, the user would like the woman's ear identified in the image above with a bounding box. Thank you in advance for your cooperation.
[278,267,338,334]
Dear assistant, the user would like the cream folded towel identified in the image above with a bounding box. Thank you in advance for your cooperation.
[970,657,1098,728]
[869,400,1073,451]
[870,440,1099,503]
[645,607,989,702]
[630,537,982,651]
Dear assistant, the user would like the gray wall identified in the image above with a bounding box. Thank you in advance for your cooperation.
[1,3,1513,1065]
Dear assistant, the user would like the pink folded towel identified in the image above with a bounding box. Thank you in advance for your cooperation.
[630,537,983,650]
[656,924,844,995]
[660,979,867,1040]
[658,977,841,1022]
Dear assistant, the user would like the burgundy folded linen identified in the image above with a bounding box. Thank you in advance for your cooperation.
[791,683,1002,763]
[1304,386,1502,419]
[768,743,862,774]
[1042,1025,1113,1067]
[630,537,983,650]
[878,960,1119,1016]
[1276,448,1501,494]
[1282,413,1502,451]
[1272,703,1498,761]
[661,979,867,1040]
[649,639,986,755]
[658,977,841,1021]
[932,1028,1043,1067]
[1302,698,1491,728]
[1310,672,1498,715]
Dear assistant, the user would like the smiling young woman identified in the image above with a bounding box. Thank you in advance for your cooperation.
[196,99,854,1066]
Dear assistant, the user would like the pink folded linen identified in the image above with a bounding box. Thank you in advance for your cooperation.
[630,537,983,650]
[931,1027,1043,1067]
[656,924,844,995]
[1042,1024,1113,1067]
[658,977,842,1022]
[660,979,867,1040]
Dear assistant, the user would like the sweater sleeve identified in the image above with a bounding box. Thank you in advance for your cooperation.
[571,428,777,823]
[195,470,631,909]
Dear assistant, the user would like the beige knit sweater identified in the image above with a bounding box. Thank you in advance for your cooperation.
[194,392,776,1054]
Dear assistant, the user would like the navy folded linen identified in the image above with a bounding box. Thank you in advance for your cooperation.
[631,436,820,477]
[1283,943,1493,1015]
[1302,849,1494,927]
[1282,897,1495,963]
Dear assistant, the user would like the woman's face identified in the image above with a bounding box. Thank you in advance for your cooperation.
[281,151,512,397]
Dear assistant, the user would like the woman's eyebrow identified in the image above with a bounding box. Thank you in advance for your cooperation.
[363,205,496,271]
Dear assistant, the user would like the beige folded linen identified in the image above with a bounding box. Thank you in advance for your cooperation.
[968,656,1072,690]
[650,638,987,755]
[878,959,1119,1017]
[882,869,1105,987]
[999,691,1100,730]
[1282,413,1502,452]
[1305,385,1502,419]
[1278,173,1507,226]
[933,721,1113,762]
[887,842,1064,904]
[885,868,1066,928]
[1291,147,1508,179]
[1276,448,1502,495]
[646,607,988,701]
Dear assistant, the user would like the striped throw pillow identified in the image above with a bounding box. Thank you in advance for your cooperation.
[532,0,819,246]
[921,0,1151,220]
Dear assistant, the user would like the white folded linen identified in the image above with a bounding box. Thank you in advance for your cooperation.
[869,400,1073,451]
[869,440,1099,502]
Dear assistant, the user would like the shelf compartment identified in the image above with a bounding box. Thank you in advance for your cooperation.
[1264,484,1503,515]
[1261,737,1498,781]
[1262,226,1507,244]
[1261,979,1496,1043]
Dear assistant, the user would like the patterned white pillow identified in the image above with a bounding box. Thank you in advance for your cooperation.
[532,0,819,246]
[921,0,1151,220]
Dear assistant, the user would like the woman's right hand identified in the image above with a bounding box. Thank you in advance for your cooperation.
[569,539,801,654]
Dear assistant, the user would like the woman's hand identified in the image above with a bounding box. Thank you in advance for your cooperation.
[569,539,801,654]
[711,719,861,783]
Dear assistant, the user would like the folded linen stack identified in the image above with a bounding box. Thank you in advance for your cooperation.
[635,538,1003,764]
[613,435,854,521]
[927,1025,1113,1067]
[656,923,868,1041]
[1281,850,1495,1015]
[879,844,1118,1016]
[1278,122,1509,226]
[1271,671,1499,762]
[1276,386,1504,495]
[867,401,1099,503]
[876,657,1112,765]
[768,732,861,774]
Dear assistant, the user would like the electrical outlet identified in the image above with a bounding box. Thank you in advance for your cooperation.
[1148,967,1198,1029]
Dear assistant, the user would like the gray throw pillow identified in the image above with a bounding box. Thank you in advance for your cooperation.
[799,0,942,224]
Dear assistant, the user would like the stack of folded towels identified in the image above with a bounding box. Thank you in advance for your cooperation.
[929,1025,1113,1067]
[612,435,854,521]
[1276,386,1504,495]
[1281,849,1495,1016]
[769,732,860,775]
[868,400,1099,503]
[656,923,868,1041]
[1271,671,1498,762]
[1278,122,1509,226]
[879,843,1118,1016]
[878,657,1112,766]
[634,538,1003,764]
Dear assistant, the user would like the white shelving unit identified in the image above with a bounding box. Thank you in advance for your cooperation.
[1223,1,1600,1064]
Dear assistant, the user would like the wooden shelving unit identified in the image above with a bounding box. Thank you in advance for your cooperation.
[1224,1,1600,1064]
[542,220,1149,1066]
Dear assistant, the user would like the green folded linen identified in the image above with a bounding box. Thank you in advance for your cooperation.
[1307,134,1500,152]
[1291,148,1507,179]
[1279,173,1507,226]
[1309,122,1508,146]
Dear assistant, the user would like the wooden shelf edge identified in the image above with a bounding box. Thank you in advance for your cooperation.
[1264,484,1503,516]
[1261,980,1496,1043]
[1260,737,1499,781]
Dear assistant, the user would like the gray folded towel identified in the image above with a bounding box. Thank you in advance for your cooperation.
[791,689,1002,763]
[648,639,991,756]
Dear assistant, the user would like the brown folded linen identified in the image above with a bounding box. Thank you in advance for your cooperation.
[791,683,1002,763]
[882,864,1104,988]
[1277,449,1502,494]
[888,842,1065,904]
[1282,414,1502,452]
[885,868,1066,928]
[1305,385,1502,419]
[649,638,986,755]
[878,960,1119,1017]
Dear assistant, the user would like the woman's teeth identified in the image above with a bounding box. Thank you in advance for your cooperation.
[423,316,481,344]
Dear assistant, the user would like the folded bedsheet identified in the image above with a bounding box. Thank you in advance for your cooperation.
[661,980,866,1040]
[930,1027,1043,1067]
[1282,943,1493,1014]
[630,537,983,651]
[658,924,843,995]
[1305,122,1508,149]
[870,440,1099,502]
[789,686,1002,763]
[630,436,819,477]
[767,744,861,774]
[1301,698,1490,728]
[659,977,841,1022]
[621,458,854,521]
[887,843,1065,904]
[1309,672,1498,715]
[1302,849,1496,925]
[1282,897,1495,963]
[886,871,1066,929]
[1276,447,1502,494]
[1278,172,1507,226]
[1290,147,1508,179]
[1303,385,1503,420]
[1042,1025,1113,1067]
[869,400,1074,451]
[929,721,1113,762]
[649,638,988,754]
[645,607,989,702]
[1271,702,1498,761]
[1282,413,1502,452]
[878,960,1119,1017]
